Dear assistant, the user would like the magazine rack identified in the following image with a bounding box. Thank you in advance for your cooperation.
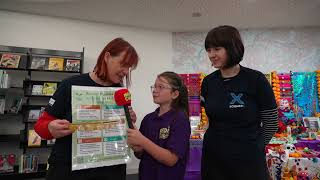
[0,45,84,179]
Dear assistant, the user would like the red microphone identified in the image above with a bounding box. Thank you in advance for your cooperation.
[114,89,133,129]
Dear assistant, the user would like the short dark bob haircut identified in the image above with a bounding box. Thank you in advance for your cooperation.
[205,25,244,68]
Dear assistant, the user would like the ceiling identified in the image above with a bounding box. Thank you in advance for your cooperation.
[1,0,320,32]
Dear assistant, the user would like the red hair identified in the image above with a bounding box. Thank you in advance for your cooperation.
[94,38,139,87]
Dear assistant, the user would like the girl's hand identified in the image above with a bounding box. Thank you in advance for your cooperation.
[128,106,137,123]
[127,124,146,147]
[48,119,73,138]
[131,145,143,153]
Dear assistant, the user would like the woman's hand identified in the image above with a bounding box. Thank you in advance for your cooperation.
[128,106,137,123]
[127,124,146,147]
[48,119,73,138]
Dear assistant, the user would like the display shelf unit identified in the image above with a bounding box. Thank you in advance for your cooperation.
[0,45,84,178]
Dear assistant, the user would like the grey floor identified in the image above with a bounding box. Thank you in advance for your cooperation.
[32,174,138,180]
[127,174,139,180]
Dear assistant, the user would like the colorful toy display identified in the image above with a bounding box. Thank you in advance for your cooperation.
[183,70,320,179]
[180,73,208,139]
[266,70,320,180]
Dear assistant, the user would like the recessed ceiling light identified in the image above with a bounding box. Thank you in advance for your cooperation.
[246,0,257,2]
[21,0,75,2]
[192,12,202,17]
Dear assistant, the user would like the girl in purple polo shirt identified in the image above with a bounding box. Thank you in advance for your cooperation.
[127,71,191,180]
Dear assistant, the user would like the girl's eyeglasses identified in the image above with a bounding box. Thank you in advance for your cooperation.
[150,85,172,92]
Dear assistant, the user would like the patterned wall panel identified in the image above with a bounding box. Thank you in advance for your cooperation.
[172,28,320,74]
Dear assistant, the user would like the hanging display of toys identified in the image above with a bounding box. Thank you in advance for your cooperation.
[272,71,281,103]
[199,73,208,130]
[180,73,204,139]
[278,73,293,103]
[316,69,320,112]
[198,107,208,130]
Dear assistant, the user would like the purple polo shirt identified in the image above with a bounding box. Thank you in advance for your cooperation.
[139,108,191,180]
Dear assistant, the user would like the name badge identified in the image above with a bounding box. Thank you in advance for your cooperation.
[159,127,170,140]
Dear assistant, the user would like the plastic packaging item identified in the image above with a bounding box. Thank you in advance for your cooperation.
[71,86,131,171]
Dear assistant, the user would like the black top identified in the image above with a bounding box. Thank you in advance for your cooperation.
[45,73,120,165]
[201,66,277,158]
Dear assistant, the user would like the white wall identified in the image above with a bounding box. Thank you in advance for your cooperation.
[0,10,173,174]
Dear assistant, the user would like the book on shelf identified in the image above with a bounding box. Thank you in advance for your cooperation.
[65,59,80,72]
[2,73,9,89]
[0,95,5,114]
[8,96,23,114]
[28,109,41,121]
[31,85,43,95]
[48,57,64,71]
[19,154,39,173]
[30,56,47,70]
[42,83,57,96]
[0,70,9,88]
[0,53,21,68]
[28,130,41,147]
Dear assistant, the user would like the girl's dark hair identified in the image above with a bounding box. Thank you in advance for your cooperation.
[205,25,244,68]
[157,71,189,117]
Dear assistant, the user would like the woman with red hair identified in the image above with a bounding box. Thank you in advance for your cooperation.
[34,38,139,180]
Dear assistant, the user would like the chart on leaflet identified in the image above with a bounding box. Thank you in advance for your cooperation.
[71,86,131,171]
